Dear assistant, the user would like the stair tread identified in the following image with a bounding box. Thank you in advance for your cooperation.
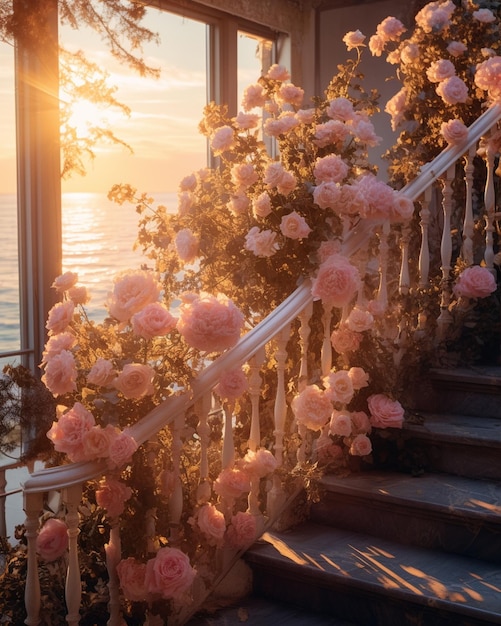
[405,412,501,447]
[431,366,501,388]
[319,470,501,523]
[246,522,501,622]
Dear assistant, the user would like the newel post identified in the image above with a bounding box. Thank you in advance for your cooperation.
[23,491,43,626]
[64,483,82,626]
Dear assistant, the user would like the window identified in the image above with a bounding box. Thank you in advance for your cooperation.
[1,1,280,373]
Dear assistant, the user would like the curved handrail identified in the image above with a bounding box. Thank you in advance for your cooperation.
[23,101,501,495]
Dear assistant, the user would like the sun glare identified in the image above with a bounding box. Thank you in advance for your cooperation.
[67,99,106,137]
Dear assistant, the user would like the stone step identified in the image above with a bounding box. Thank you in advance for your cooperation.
[414,367,501,419]
[403,412,501,480]
[310,471,501,563]
[245,522,501,626]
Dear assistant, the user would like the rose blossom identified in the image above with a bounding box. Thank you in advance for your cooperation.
[228,193,250,216]
[415,0,455,33]
[367,394,404,429]
[390,193,415,223]
[36,518,69,561]
[96,477,132,518]
[226,511,257,549]
[242,83,267,111]
[330,327,362,354]
[311,254,360,307]
[473,8,496,23]
[329,411,352,438]
[266,63,290,81]
[67,285,90,306]
[175,228,199,263]
[41,349,77,396]
[400,43,420,65]
[280,211,312,240]
[350,433,373,456]
[41,332,76,366]
[453,265,497,298]
[87,358,116,387]
[264,113,299,137]
[324,370,354,405]
[352,118,381,147]
[46,300,75,335]
[244,227,280,258]
[117,558,148,602]
[368,34,385,57]
[211,125,235,153]
[107,270,162,323]
[264,162,287,188]
[179,173,197,192]
[131,302,177,340]
[197,504,226,544]
[447,41,467,58]
[178,191,193,215]
[441,119,468,145]
[351,410,372,435]
[231,162,258,190]
[348,367,369,390]
[114,363,155,399]
[385,88,407,131]
[51,271,79,292]
[213,467,251,499]
[346,307,374,333]
[376,16,406,42]
[426,59,455,83]
[252,192,272,218]
[314,432,344,465]
[177,292,244,352]
[291,384,332,432]
[314,155,349,184]
[314,120,351,148]
[47,402,95,462]
[327,97,354,122]
[343,30,365,51]
[108,429,138,468]
[436,76,468,105]
[295,108,316,124]
[276,170,297,195]
[335,184,367,216]
[241,448,279,477]
[214,368,248,400]
[234,111,260,130]
[145,547,196,599]
[475,57,501,102]
[357,175,395,221]
[277,83,304,107]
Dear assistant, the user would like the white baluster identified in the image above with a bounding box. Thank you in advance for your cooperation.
[64,483,82,626]
[221,401,235,470]
[169,413,184,545]
[145,440,158,554]
[377,222,390,309]
[321,305,332,377]
[248,349,265,452]
[419,186,432,288]
[484,142,496,270]
[23,491,43,626]
[437,165,455,340]
[462,145,476,265]
[196,392,212,504]
[106,522,122,626]
[298,301,313,392]
[399,224,411,295]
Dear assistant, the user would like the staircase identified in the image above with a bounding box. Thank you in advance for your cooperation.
[202,367,501,626]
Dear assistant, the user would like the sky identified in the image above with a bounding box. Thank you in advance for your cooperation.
[0,7,264,195]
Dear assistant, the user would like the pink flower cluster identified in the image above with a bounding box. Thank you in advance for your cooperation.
[453,265,497,299]
[475,56,501,102]
[311,254,360,307]
[95,476,132,518]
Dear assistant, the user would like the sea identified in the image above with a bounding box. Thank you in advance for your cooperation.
[0,191,177,539]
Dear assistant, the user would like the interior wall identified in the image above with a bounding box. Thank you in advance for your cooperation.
[317,0,409,178]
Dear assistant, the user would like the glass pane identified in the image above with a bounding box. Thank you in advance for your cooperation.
[59,10,208,320]
[237,30,274,108]
[0,39,20,368]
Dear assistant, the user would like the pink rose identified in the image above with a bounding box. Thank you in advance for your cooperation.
[108,429,138,469]
[179,174,197,191]
[228,193,250,216]
[214,368,248,400]
[234,111,260,130]
[87,358,116,387]
[263,162,286,188]
[313,182,342,210]
[323,370,354,405]
[47,402,95,462]
[41,349,77,396]
[244,227,280,258]
[426,59,455,83]
[295,108,316,124]
[226,511,257,549]
[436,76,468,105]
[131,303,177,340]
[277,83,304,107]
[367,394,404,429]
[401,43,420,64]
[336,184,367,216]
[342,30,366,51]
[475,56,501,102]
[40,332,76,366]
[264,114,299,137]
[327,97,354,122]
[36,518,68,562]
[46,300,75,335]
[291,384,332,432]
[352,118,381,147]
[197,504,226,544]
[177,191,194,215]
[177,293,244,353]
[241,448,279,477]
[473,8,496,23]
[346,307,374,332]
[368,34,385,57]
[231,162,258,190]
[351,410,372,435]
[242,83,267,111]
[117,558,148,602]
[280,211,311,240]
[114,363,155,399]
[96,477,132,518]
[51,271,78,292]
[314,120,351,148]
[277,170,297,196]
[447,41,467,58]
[329,411,352,437]
[415,1,455,33]
[67,285,90,306]
[376,16,406,42]
[385,88,408,131]
[252,192,272,218]
[214,467,251,499]
[454,265,497,298]
[315,433,344,465]
[145,547,196,600]
[107,270,162,323]
[349,433,373,456]
[390,193,415,223]
[330,327,362,354]
[357,175,395,221]
[175,228,199,264]
[82,424,116,460]
[311,254,360,307]
[314,155,349,184]
[211,125,235,154]
[266,64,290,81]
[441,119,468,145]
[348,367,369,391]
